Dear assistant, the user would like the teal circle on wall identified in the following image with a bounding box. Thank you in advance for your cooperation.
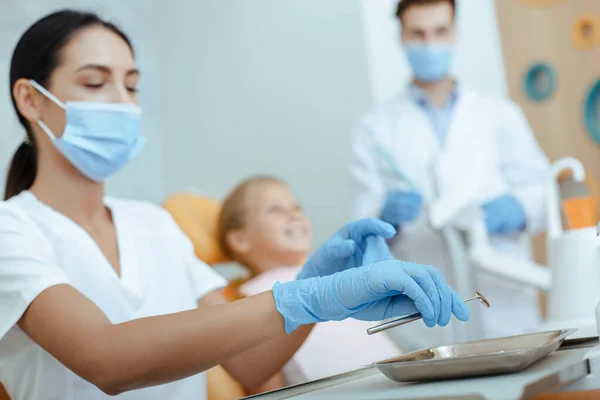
[584,79,600,145]
[523,63,557,103]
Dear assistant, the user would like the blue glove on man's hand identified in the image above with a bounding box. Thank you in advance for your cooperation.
[483,195,527,234]
[274,260,470,333]
[297,219,396,280]
[381,191,423,227]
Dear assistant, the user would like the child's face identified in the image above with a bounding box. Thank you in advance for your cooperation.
[234,182,313,270]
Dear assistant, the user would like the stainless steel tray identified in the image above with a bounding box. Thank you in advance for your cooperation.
[373,329,577,383]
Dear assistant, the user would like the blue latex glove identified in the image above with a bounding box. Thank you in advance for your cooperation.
[363,235,394,265]
[363,236,458,325]
[274,260,470,334]
[297,219,396,280]
[381,191,423,227]
[483,195,527,234]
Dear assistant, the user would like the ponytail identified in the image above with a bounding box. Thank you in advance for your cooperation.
[4,139,37,200]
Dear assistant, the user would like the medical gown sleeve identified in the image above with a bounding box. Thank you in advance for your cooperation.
[0,204,70,341]
[164,215,227,301]
[350,118,387,220]
[495,100,550,235]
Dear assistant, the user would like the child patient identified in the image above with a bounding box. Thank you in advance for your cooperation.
[218,176,400,387]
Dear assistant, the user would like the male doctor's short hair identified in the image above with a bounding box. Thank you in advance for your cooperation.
[395,0,456,23]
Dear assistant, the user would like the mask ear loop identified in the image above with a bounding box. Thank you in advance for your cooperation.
[29,80,66,140]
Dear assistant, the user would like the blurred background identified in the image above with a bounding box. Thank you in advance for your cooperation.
[0,0,509,245]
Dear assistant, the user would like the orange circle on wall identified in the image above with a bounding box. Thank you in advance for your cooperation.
[572,15,600,50]
[519,0,566,7]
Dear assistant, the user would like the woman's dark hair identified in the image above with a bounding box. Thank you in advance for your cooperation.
[4,10,133,200]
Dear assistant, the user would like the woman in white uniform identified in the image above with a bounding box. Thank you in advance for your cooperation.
[0,10,470,400]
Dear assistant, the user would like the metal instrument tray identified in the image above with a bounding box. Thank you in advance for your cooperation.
[373,329,576,383]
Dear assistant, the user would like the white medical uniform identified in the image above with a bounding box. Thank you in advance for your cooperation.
[0,191,227,400]
[240,267,400,385]
[350,86,550,351]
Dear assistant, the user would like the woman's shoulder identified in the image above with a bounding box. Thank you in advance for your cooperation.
[0,196,52,248]
[1,193,40,227]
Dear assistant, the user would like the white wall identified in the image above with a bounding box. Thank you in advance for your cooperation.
[359,0,508,105]
[155,0,373,244]
[0,0,165,202]
[0,0,510,246]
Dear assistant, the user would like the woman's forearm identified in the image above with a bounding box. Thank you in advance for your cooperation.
[199,290,314,390]
[104,292,286,393]
[222,323,314,390]
[19,285,287,395]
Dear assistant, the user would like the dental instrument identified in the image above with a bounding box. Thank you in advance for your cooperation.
[367,291,490,335]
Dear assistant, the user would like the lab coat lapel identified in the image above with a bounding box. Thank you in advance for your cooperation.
[386,90,440,202]
[435,89,506,204]
[435,90,484,205]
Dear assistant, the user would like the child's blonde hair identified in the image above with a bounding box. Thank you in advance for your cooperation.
[217,176,284,262]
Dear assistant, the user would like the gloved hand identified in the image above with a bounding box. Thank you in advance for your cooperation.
[297,219,396,280]
[363,235,394,265]
[381,191,423,227]
[274,260,470,333]
[483,195,527,234]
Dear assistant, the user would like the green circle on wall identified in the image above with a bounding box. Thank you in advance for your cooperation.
[584,79,600,146]
[523,63,557,103]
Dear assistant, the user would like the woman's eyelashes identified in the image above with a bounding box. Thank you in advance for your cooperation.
[82,82,138,94]
[84,82,103,89]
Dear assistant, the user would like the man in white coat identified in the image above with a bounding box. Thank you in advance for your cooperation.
[350,0,551,351]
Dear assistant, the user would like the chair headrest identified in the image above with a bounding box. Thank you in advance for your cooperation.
[163,194,230,265]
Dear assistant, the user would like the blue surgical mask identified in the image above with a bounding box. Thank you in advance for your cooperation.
[29,79,145,182]
[404,43,453,83]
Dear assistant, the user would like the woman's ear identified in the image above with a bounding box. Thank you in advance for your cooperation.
[226,229,252,256]
[13,79,43,124]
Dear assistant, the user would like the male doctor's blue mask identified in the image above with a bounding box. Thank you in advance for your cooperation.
[29,80,145,182]
[404,42,453,83]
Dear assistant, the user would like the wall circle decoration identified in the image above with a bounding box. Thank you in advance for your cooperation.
[523,63,557,103]
[518,0,566,7]
[584,79,600,146]
[572,14,600,51]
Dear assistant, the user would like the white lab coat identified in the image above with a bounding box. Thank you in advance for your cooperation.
[350,86,550,351]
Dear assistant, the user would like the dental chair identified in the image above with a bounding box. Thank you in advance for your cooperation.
[163,193,247,400]
[163,193,230,266]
